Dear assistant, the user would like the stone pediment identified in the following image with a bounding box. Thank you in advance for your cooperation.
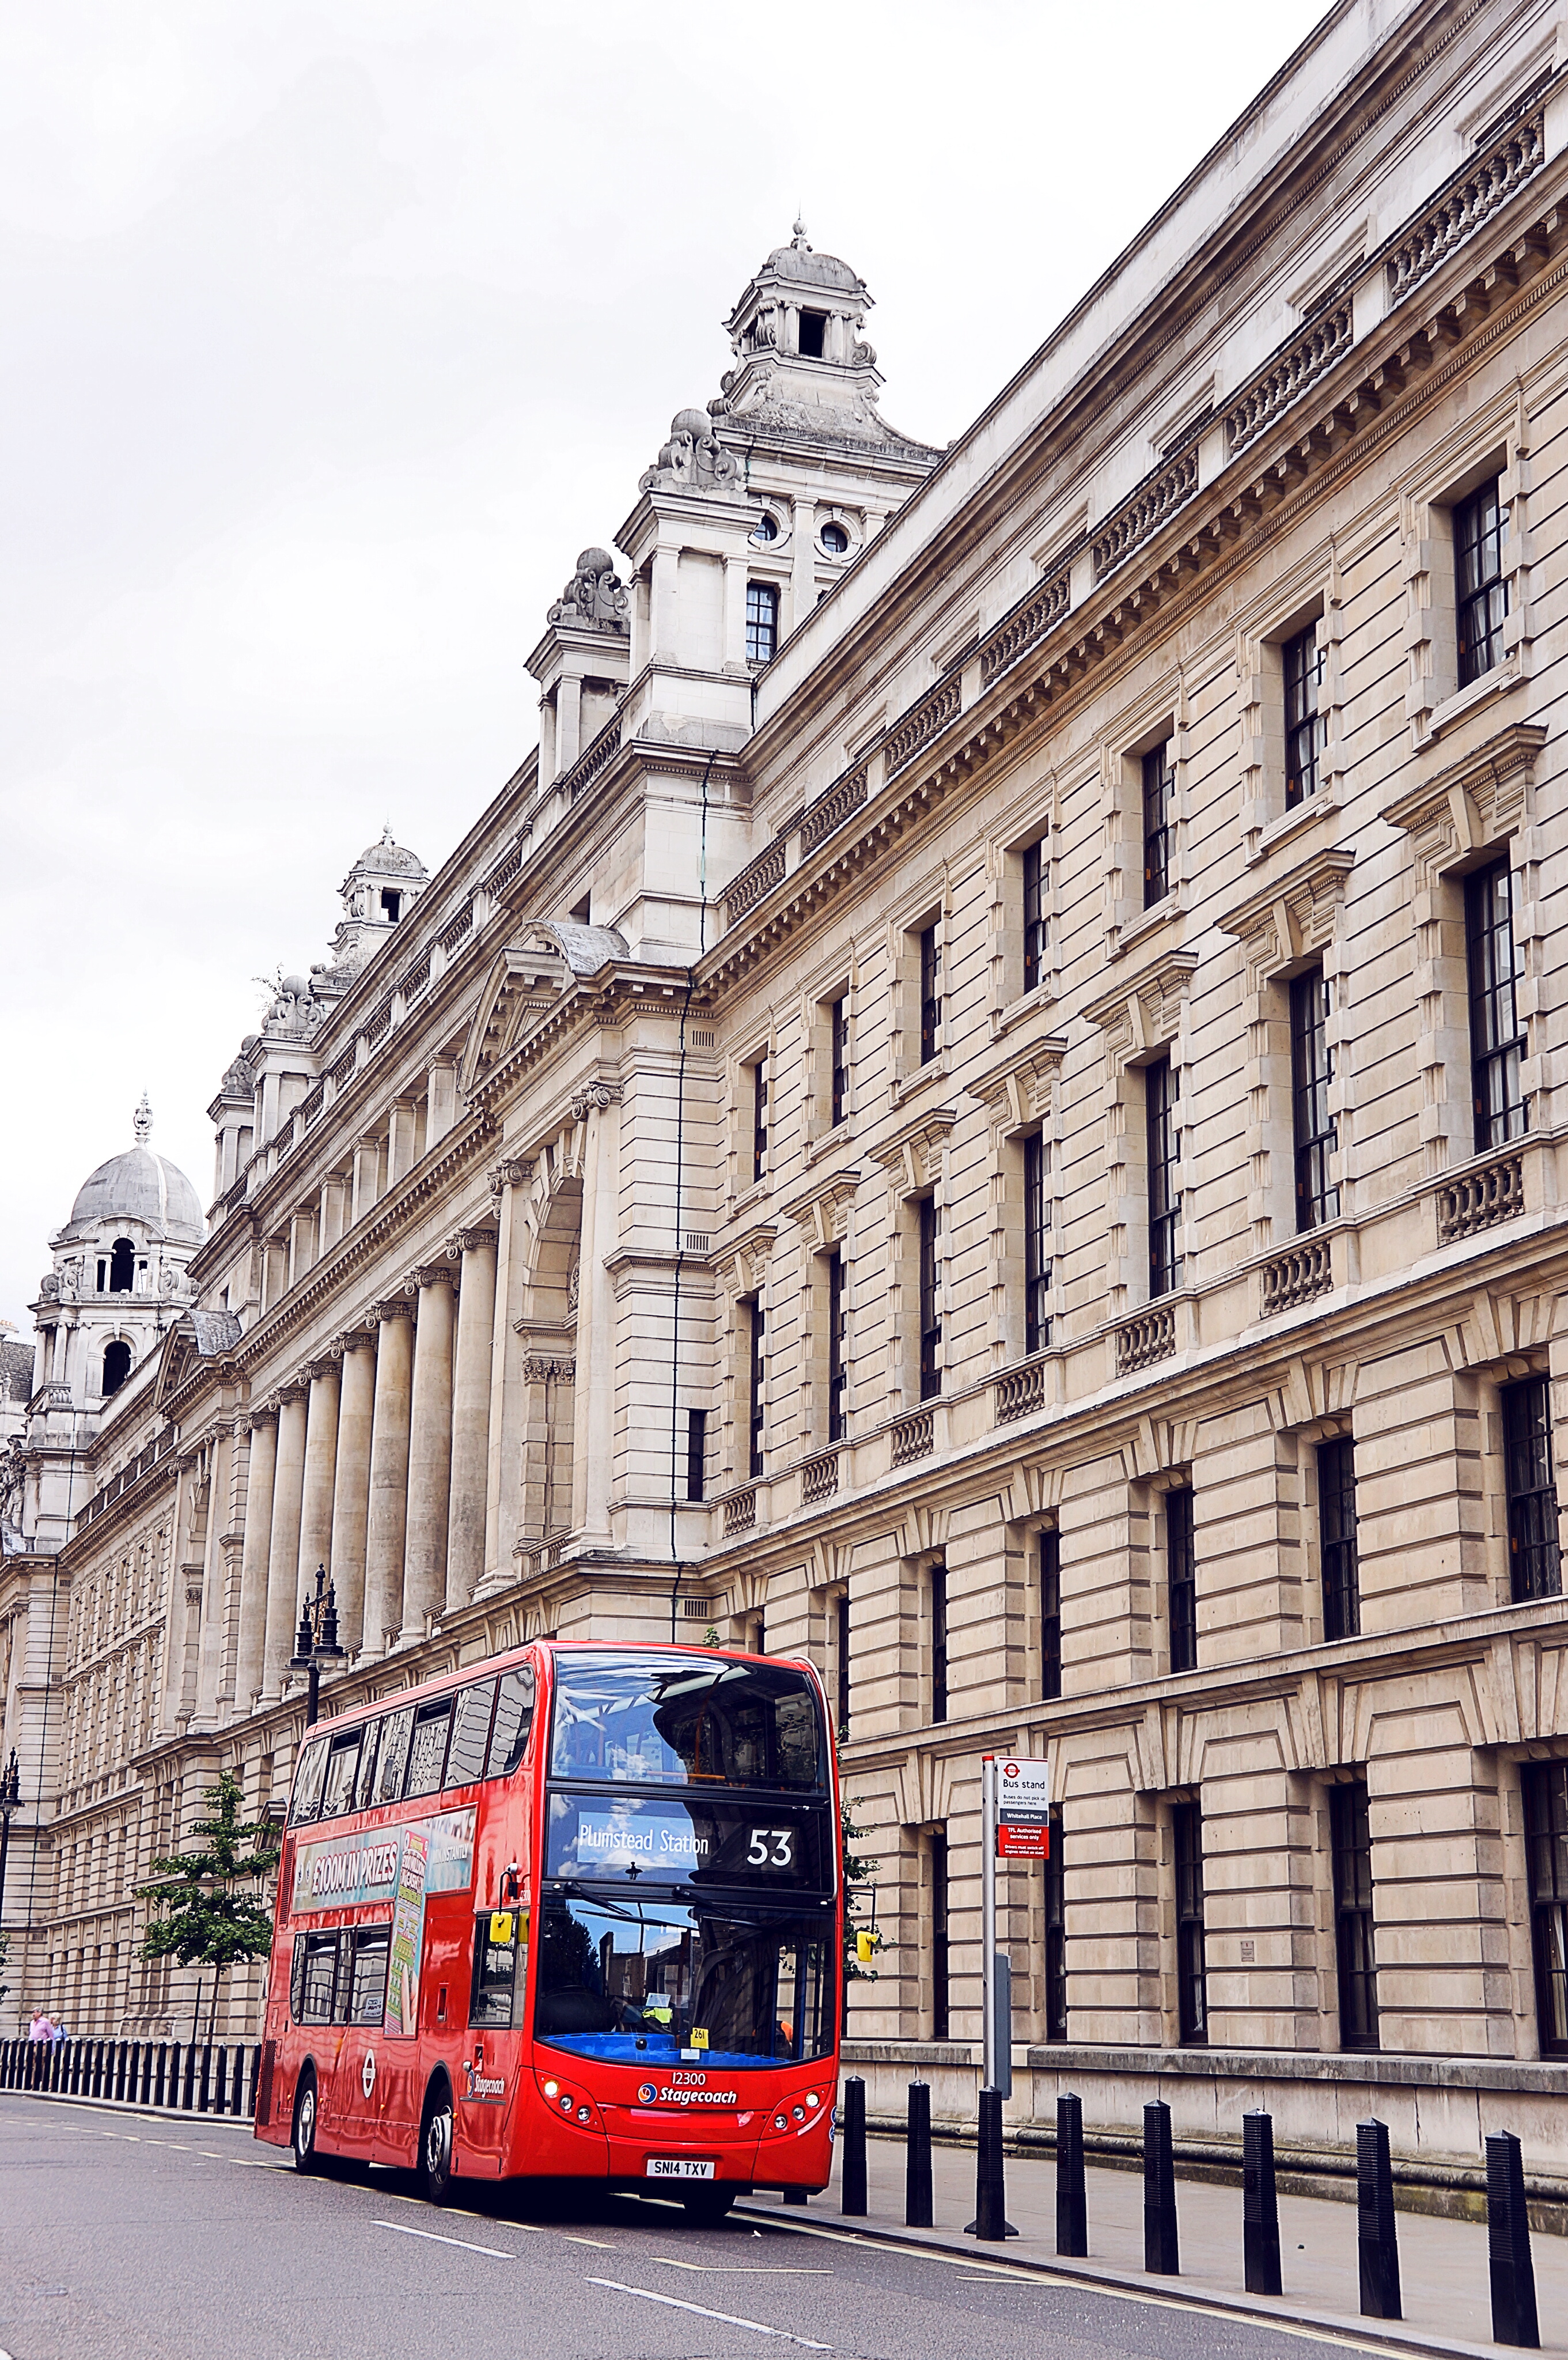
[967,1034,1068,1134]
[1217,846,1355,993]
[782,1168,862,1250]
[1083,951,1198,1073]
[713,1223,778,1296]
[1379,720,1547,891]
[869,1106,958,1193]
[459,943,570,1092]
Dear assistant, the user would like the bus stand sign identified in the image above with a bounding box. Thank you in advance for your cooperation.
[995,1757,1051,1860]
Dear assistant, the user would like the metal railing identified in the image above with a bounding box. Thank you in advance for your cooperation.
[2,2034,260,2118]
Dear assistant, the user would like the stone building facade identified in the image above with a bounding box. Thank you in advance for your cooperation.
[6,0,1568,2188]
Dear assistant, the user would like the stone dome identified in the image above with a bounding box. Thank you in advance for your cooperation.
[339,823,427,892]
[64,1099,204,1246]
[763,221,865,297]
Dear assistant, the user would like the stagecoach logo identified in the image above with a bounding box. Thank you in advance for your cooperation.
[361,2049,376,2100]
[463,2062,506,2104]
[638,2083,657,2104]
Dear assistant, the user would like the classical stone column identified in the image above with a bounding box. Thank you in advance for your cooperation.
[329,1329,377,1652]
[233,1409,277,1710]
[262,1384,309,1697]
[446,1228,498,1611]
[297,1355,341,1594]
[402,1266,456,1638]
[573,1084,621,1538]
[362,1299,414,1656]
[483,1153,535,1590]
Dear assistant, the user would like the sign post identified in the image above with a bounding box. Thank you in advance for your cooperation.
[980,1756,998,2092]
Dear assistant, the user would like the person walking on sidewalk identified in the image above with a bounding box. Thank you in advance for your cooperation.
[27,2010,52,2044]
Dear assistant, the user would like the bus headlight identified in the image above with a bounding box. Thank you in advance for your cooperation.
[791,2105,805,2122]
[577,2105,592,2123]
[773,2113,787,2131]
[806,2092,820,2109]
[543,2080,559,2097]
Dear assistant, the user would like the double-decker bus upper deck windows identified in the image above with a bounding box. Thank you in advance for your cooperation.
[445,1680,498,1788]
[292,1930,340,2023]
[470,1909,521,2029]
[487,1665,536,1779]
[550,1655,826,1791]
[346,1928,391,2025]
[353,1718,382,1811]
[289,1738,329,1827]
[406,1699,455,1799]
[320,1731,362,1820]
[376,1707,415,1805]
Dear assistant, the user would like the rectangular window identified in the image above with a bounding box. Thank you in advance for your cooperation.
[746,1300,766,1480]
[1142,740,1175,907]
[930,1827,949,2038]
[1521,1762,1568,2056]
[445,1680,498,1788]
[1166,1488,1196,1676]
[484,1665,536,1780]
[1283,625,1327,808]
[745,580,779,665]
[930,1561,948,1724]
[1146,1056,1182,1299]
[292,1931,339,2026]
[1290,969,1339,1231]
[1465,861,1527,1151]
[1022,840,1048,993]
[750,1055,768,1185]
[1503,1375,1561,1602]
[1330,1782,1378,2052]
[827,1250,848,1442]
[1455,477,1508,687]
[919,924,941,1064]
[1024,1133,1052,1355]
[685,1407,707,1502]
[346,1928,391,2027]
[830,995,850,1128]
[374,1705,415,1804]
[320,1732,362,1821]
[469,1909,521,2030]
[1040,1529,1062,1703]
[918,1197,941,1401]
[1319,1436,1359,1641]
[1043,1806,1067,2042]
[1172,1801,1207,2045]
[404,1698,454,1799]
[835,1593,850,1741]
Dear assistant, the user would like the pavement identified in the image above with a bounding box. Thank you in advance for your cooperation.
[1,2090,1561,2360]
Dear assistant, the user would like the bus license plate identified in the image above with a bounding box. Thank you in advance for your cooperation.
[646,2158,716,2180]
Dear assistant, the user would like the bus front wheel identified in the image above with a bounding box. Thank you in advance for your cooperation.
[292,2070,323,2176]
[419,2082,455,2205]
[681,2187,737,2226]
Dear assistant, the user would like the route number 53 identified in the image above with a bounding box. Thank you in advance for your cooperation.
[747,1828,794,1866]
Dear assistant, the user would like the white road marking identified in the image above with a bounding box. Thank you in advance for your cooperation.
[659,2260,832,2275]
[588,2276,832,2350]
[562,2233,615,2248]
[376,2219,514,2260]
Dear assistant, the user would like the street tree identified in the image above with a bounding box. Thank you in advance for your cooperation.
[138,1769,279,2038]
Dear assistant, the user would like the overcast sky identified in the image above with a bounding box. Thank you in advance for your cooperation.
[0,0,1331,1334]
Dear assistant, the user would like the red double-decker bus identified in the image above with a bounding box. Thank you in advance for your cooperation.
[253,1639,841,2221]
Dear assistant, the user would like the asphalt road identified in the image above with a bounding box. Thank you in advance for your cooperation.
[0,2096,1407,2360]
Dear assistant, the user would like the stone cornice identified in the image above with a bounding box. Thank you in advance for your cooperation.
[869,1107,959,1193]
[1380,717,1548,867]
[782,1168,863,1250]
[967,1034,1069,1132]
[1216,848,1357,990]
[1083,951,1198,1069]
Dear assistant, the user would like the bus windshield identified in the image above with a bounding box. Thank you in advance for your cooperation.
[550,1654,826,1791]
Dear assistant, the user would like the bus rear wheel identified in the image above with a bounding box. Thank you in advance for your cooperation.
[680,2187,736,2226]
[418,2083,455,2205]
[292,2071,323,2176]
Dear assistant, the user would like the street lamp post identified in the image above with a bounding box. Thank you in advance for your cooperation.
[290,1564,346,1727]
[0,1748,20,1925]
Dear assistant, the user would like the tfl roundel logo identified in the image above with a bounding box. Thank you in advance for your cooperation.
[638,2082,657,2105]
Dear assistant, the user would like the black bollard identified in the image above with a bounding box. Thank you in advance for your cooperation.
[906,2082,933,2229]
[1356,2119,1401,2319]
[1486,2131,1540,2348]
[1143,2099,1179,2274]
[840,2075,868,2216]
[967,2086,1018,2240]
[1243,2111,1282,2297]
[1055,2093,1088,2257]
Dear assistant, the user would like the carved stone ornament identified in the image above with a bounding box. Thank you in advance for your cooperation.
[407,1263,456,1292]
[566,1254,581,1316]
[1083,950,1199,1077]
[783,1170,862,1251]
[370,1295,415,1323]
[570,1079,623,1121]
[1379,721,1547,895]
[337,1327,377,1353]
[870,1107,958,1194]
[715,1223,778,1298]
[547,547,630,636]
[1216,846,1355,1000]
[453,1225,498,1254]
[242,1406,278,1433]
[639,407,744,497]
[968,1035,1068,1136]
[488,1153,536,1201]
[522,1356,576,1383]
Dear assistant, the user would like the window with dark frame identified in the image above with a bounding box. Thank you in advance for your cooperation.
[919,924,942,1064]
[918,1196,941,1401]
[1290,969,1339,1231]
[827,1249,848,1442]
[1024,1133,1052,1356]
[750,1054,768,1185]
[1503,1375,1562,1602]
[685,1407,707,1502]
[1146,1056,1182,1299]
[1142,740,1175,907]
[1044,1805,1067,2042]
[930,1561,948,1724]
[835,1593,851,1742]
[746,1299,766,1479]
[1455,477,1508,687]
[1330,1781,1379,2052]
[1465,861,1527,1151]
[1319,1435,1360,1642]
[1172,1801,1207,2045]
[1022,840,1049,993]
[798,308,828,360]
[469,1910,520,2030]
[745,580,780,665]
[1521,1761,1568,2056]
[1166,1488,1196,1676]
[1283,625,1327,808]
[930,1828,950,2038]
[830,994,850,1128]
[1040,1529,1062,1702]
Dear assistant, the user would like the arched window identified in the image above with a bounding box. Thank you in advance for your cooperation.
[108,1238,135,1294]
[102,1341,132,1397]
